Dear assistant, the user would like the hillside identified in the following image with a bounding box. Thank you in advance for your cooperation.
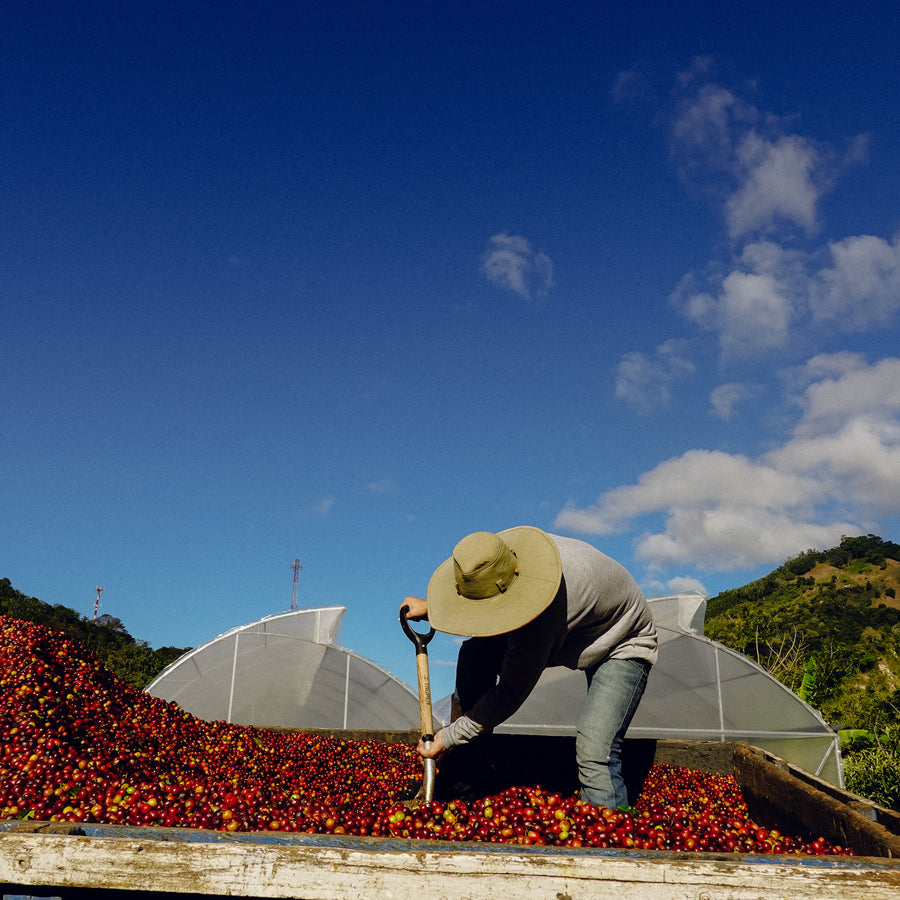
[0,578,190,688]
[704,534,900,732]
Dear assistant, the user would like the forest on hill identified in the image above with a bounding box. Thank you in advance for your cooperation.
[704,533,900,809]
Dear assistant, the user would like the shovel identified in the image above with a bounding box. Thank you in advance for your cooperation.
[400,605,436,803]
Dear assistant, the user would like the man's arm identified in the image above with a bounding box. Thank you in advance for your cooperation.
[443,595,566,747]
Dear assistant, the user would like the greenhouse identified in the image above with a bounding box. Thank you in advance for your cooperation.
[145,607,421,731]
[147,592,842,785]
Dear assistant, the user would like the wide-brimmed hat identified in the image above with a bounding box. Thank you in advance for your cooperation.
[426,526,562,637]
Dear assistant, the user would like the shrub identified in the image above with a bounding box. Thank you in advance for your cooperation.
[844,725,900,811]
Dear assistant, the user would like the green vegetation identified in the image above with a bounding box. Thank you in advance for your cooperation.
[841,723,900,811]
[705,534,900,810]
[0,578,189,688]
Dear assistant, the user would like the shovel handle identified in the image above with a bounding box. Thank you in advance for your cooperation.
[399,605,435,653]
[400,605,436,741]
[414,649,434,738]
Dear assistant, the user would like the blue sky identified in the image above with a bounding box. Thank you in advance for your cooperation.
[3,3,900,701]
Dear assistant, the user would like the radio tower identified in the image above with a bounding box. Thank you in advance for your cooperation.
[93,586,104,620]
[290,559,302,610]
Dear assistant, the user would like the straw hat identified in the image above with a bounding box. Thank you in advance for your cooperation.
[426,526,562,637]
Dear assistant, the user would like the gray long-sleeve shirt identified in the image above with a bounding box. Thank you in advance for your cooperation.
[442,534,658,748]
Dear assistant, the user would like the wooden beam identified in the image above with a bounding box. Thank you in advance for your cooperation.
[2,830,900,899]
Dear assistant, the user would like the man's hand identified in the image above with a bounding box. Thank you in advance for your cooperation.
[400,595,428,621]
[417,729,446,759]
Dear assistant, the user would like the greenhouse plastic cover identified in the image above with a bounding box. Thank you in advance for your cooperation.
[145,607,421,731]
[147,592,842,784]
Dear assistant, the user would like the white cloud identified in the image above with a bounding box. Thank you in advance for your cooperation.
[809,234,900,330]
[557,356,900,572]
[633,507,856,571]
[726,133,821,238]
[773,356,900,515]
[670,69,832,240]
[557,450,820,534]
[773,416,900,517]
[675,242,801,359]
[615,340,694,412]
[665,69,893,362]
[719,270,792,355]
[642,574,710,599]
[671,83,750,170]
[600,69,899,573]
[787,355,900,433]
[366,478,395,494]
[784,351,866,386]
[673,233,900,360]
[665,575,709,595]
[709,382,761,419]
[480,233,554,300]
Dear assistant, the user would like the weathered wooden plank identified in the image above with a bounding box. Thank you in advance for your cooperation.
[3,831,900,900]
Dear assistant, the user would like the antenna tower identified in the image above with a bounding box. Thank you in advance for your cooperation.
[290,559,302,610]
[94,586,105,620]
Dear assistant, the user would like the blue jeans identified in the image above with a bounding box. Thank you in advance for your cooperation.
[577,657,650,809]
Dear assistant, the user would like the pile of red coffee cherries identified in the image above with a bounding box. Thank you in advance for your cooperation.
[0,616,853,854]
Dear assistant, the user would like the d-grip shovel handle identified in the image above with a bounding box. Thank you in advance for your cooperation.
[399,606,435,654]
[400,605,437,802]
[399,606,436,739]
